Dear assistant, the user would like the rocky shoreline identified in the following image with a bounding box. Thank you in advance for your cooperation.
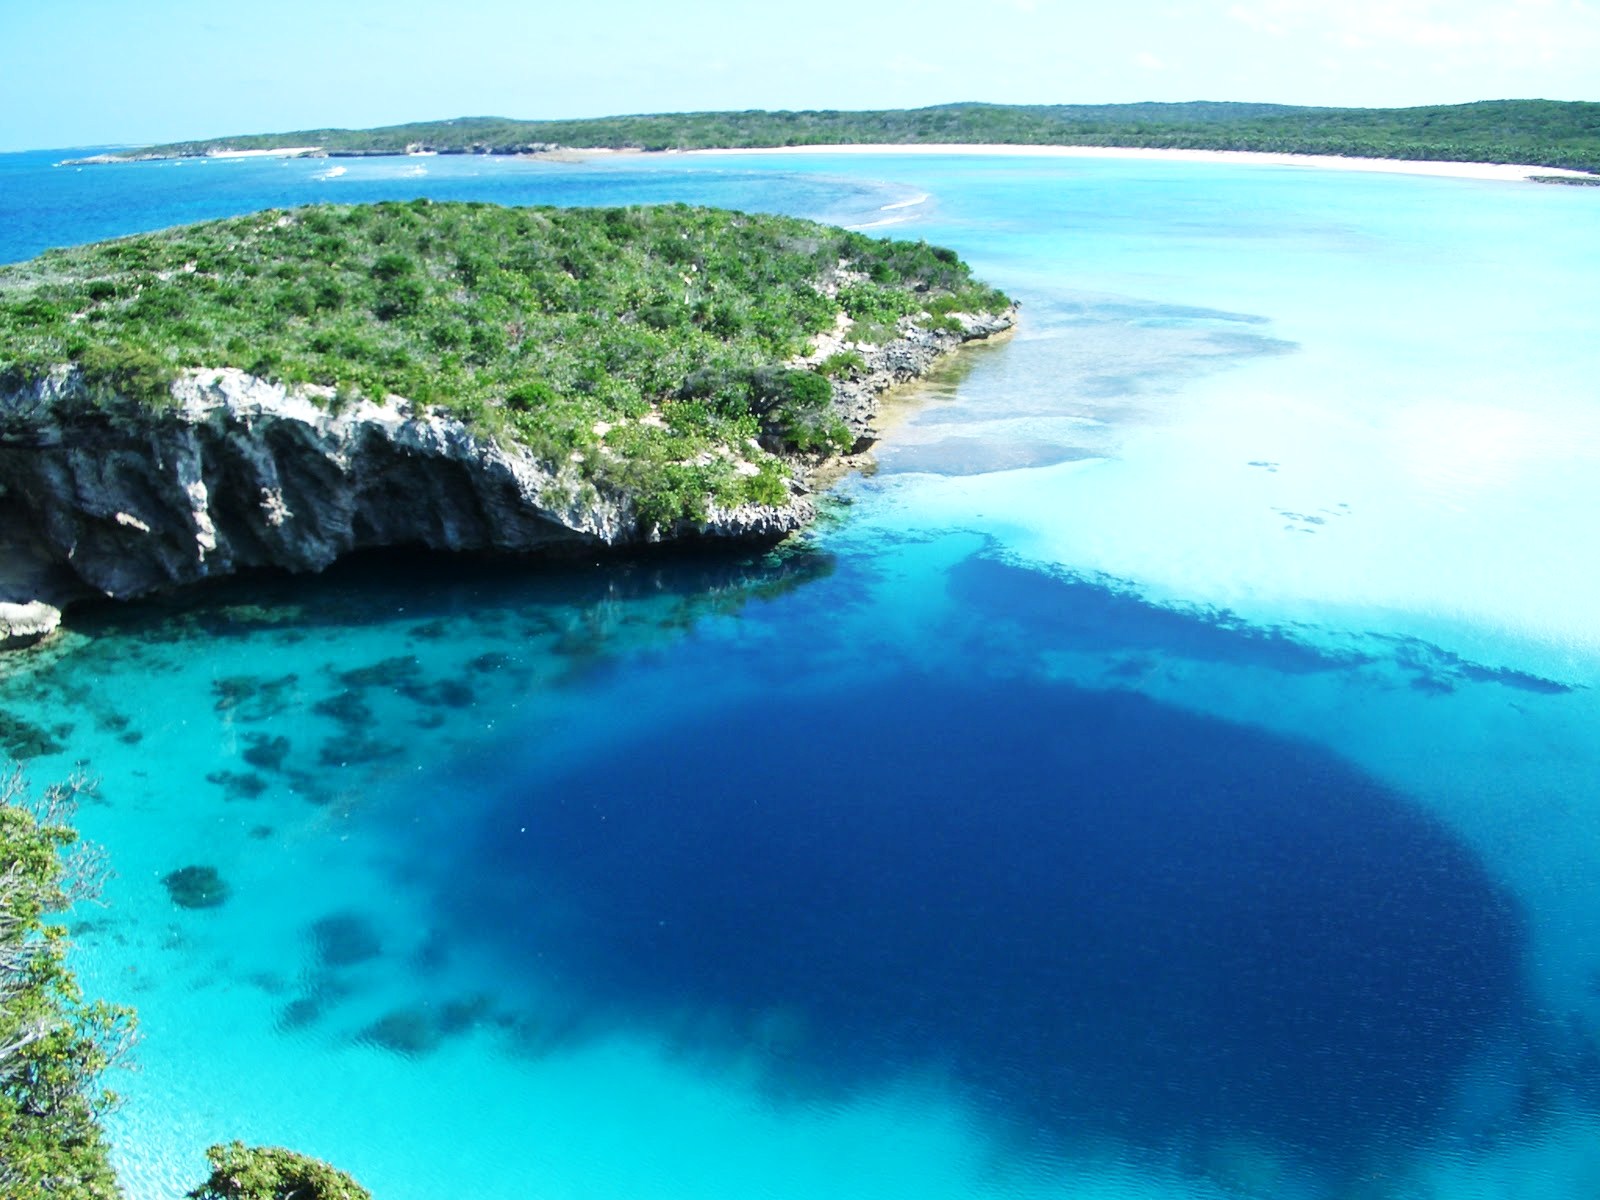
[0,308,1013,650]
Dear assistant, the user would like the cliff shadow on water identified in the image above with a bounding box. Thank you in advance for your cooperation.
[432,642,1529,1180]
[0,540,838,776]
[48,540,837,651]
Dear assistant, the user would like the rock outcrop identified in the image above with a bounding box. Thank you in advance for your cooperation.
[0,600,61,651]
[823,309,1014,448]
[0,309,1013,638]
[0,369,796,603]
[0,500,85,649]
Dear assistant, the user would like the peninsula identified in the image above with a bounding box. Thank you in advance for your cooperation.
[68,99,1600,178]
[0,201,1013,647]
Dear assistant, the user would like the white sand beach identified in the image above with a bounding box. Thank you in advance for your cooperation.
[681,143,1592,183]
[204,145,323,159]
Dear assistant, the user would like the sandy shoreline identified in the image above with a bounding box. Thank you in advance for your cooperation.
[205,145,323,159]
[673,143,1592,183]
[64,143,1592,182]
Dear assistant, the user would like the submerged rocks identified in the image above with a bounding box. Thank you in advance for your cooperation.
[311,912,383,968]
[212,673,300,721]
[205,769,268,800]
[241,733,292,771]
[358,1008,441,1057]
[0,710,66,760]
[163,864,230,908]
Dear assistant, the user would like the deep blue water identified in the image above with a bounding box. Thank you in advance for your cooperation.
[3,146,1600,1199]
[0,148,898,261]
[444,665,1524,1164]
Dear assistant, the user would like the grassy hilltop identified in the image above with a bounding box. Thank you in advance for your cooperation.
[0,201,1009,526]
[121,99,1600,174]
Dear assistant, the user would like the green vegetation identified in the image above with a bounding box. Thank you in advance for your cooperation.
[0,201,1009,527]
[0,768,134,1200]
[120,100,1600,174]
[188,1142,370,1200]
[818,350,866,378]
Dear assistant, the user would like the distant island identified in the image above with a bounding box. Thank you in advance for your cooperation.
[67,100,1600,177]
[0,201,1012,645]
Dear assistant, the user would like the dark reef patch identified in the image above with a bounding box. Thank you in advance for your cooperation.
[952,553,1580,697]
[318,735,402,768]
[398,677,477,709]
[358,1007,442,1057]
[211,673,300,722]
[163,864,230,909]
[0,710,66,760]
[946,553,1370,675]
[312,691,375,728]
[277,996,325,1033]
[1383,634,1578,696]
[438,994,495,1035]
[205,769,267,800]
[311,912,382,968]
[337,655,422,690]
[242,733,291,771]
[442,668,1526,1169]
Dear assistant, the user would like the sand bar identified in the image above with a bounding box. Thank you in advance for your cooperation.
[678,143,1593,183]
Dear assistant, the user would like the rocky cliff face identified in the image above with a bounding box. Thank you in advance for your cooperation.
[0,308,1012,645]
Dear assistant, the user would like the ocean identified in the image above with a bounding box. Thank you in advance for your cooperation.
[2,145,1599,1198]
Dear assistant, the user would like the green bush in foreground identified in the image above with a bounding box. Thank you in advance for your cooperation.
[189,1142,370,1200]
[0,769,135,1200]
[0,201,1010,528]
[0,767,371,1200]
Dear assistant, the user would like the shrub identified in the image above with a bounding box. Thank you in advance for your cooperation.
[0,768,135,1200]
[505,379,559,412]
[638,301,685,330]
[74,342,176,405]
[312,280,346,312]
[773,405,853,455]
[188,1142,370,1200]
[369,252,414,282]
[370,275,425,321]
[740,457,791,507]
[837,281,916,326]
[818,350,865,378]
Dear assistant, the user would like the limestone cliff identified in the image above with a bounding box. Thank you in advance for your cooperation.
[0,309,1012,645]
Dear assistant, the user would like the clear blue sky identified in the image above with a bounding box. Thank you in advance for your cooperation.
[2,0,1595,152]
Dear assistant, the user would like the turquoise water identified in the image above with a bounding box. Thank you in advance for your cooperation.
[4,147,1600,1197]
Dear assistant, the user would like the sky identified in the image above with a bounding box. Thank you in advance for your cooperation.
[1,0,1596,152]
